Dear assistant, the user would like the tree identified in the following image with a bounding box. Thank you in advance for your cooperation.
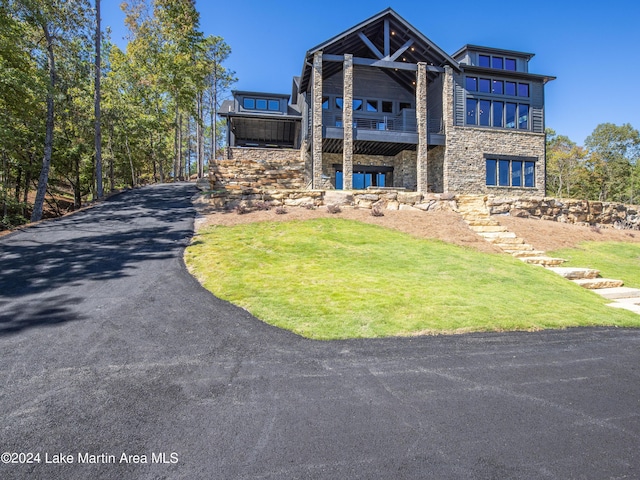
[584,123,640,202]
[545,128,586,198]
[94,0,102,198]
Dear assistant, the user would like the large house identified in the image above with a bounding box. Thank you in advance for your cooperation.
[216,8,555,195]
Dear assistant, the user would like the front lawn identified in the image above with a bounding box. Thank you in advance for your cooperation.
[185,219,640,339]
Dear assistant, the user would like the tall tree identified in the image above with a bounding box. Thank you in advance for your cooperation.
[94,0,102,198]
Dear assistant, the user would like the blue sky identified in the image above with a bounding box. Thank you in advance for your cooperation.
[103,0,640,146]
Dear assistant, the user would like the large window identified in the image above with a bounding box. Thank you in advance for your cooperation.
[465,76,530,130]
[486,157,536,187]
[478,54,518,71]
[243,97,280,112]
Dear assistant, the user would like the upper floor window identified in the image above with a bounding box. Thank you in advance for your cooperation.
[467,76,529,99]
[478,54,518,71]
[243,97,281,111]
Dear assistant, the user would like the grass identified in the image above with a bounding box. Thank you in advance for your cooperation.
[185,219,640,340]
[548,242,640,288]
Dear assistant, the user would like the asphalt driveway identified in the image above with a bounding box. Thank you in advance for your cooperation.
[1,183,639,479]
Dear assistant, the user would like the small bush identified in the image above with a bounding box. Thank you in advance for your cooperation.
[254,201,271,211]
[590,225,602,234]
[235,204,250,215]
[371,206,385,217]
[302,203,316,210]
[326,204,341,214]
[275,206,287,215]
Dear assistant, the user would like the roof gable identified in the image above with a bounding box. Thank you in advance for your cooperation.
[299,8,459,93]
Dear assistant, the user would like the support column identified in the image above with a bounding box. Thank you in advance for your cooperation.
[342,54,353,190]
[416,62,428,193]
[312,51,324,189]
[442,65,454,192]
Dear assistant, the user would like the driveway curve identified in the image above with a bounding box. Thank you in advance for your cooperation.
[1,183,639,479]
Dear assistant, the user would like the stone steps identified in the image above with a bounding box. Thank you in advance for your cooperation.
[572,278,625,289]
[520,256,567,267]
[546,267,600,280]
[468,225,508,233]
[591,287,640,300]
[510,249,547,257]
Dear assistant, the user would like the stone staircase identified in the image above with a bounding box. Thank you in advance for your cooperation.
[455,195,640,314]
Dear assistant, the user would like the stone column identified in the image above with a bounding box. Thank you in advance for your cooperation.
[442,65,454,193]
[342,54,353,190]
[416,62,428,193]
[312,51,324,189]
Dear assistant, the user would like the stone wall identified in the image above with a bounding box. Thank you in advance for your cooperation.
[203,188,456,212]
[210,147,305,190]
[322,152,417,190]
[487,196,640,229]
[427,146,445,193]
[444,127,546,196]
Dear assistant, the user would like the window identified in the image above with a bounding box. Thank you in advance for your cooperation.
[466,76,478,91]
[366,100,378,112]
[518,83,529,97]
[382,101,393,113]
[243,98,255,109]
[322,97,329,110]
[518,104,529,130]
[466,98,477,125]
[268,99,280,111]
[256,99,267,110]
[505,81,516,96]
[480,54,519,72]
[493,101,503,128]
[506,103,517,128]
[486,158,536,187]
[479,78,491,93]
[399,102,412,110]
[492,80,503,94]
[479,100,491,126]
[492,57,503,69]
[243,97,280,111]
[353,99,363,111]
[479,54,490,67]
[505,58,517,71]
[335,97,343,110]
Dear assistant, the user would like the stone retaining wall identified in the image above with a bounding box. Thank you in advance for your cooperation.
[210,147,305,190]
[487,196,640,229]
[203,188,456,212]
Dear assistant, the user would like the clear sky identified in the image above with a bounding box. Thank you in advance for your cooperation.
[103,0,640,147]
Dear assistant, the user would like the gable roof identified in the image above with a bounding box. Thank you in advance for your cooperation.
[299,8,459,94]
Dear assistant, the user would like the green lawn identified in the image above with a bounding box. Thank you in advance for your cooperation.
[549,242,640,288]
[185,219,640,339]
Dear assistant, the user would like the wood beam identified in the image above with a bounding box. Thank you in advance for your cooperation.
[358,32,383,60]
[321,54,444,73]
[389,39,415,62]
[384,19,390,57]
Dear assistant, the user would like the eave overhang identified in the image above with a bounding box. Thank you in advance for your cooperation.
[461,65,556,84]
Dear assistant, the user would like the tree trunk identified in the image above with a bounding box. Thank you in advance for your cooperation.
[186,116,192,180]
[173,103,179,180]
[125,135,135,187]
[196,93,204,178]
[178,113,183,181]
[94,0,103,199]
[31,23,55,223]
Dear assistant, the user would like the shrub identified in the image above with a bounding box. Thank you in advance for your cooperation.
[302,203,316,210]
[235,204,250,215]
[254,201,271,211]
[371,206,385,217]
[326,204,341,214]
[275,206,287,215]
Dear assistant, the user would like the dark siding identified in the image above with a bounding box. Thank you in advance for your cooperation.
[530,81,544,133]
[453,72,465,126]
[324,66,415,103]
[427,74,443,133]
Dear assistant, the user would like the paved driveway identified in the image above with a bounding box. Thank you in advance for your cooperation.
[1,183,639,479]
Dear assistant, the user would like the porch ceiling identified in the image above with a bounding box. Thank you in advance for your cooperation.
[323,138,416,157]
[229,116,299,147]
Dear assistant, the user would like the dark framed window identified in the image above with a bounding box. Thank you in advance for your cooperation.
[335,97,343,110]
[466,98,477,125]
[505,58,517,71]
[353,99,363,111]
[518,104,529,130]
[382,101,393,113]
[322,97,329,110]
[399,102,412,110]
[256,99,267,110]
[493,101,504,128]
[366,100,378,112]
[506,103,517,128]
[492,80,503,94]
[479,54,490,67]
[518,83,530,97]
[492,57,504,69]
[268,99,280,111]
[479,78,491,93]
[505,81,516,96]
[479,99,491,126]
[486,157,536,187]
[466,76,478,91]
[243,98,255,109]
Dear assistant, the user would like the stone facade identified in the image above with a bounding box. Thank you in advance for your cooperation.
[211,147,305,190]
[443,128,546,195]
[322,152,417,190]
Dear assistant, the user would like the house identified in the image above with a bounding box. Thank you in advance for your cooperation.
[216,8,555,195]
